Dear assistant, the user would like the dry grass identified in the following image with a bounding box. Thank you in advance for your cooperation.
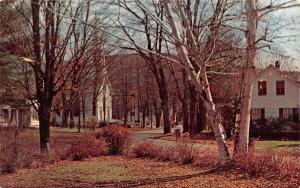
[132,140,300,185]
[0,156,297,188]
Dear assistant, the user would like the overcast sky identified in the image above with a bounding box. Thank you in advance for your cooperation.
[273,4,300,68]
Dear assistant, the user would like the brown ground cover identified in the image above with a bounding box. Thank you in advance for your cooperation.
[0,156,297,188]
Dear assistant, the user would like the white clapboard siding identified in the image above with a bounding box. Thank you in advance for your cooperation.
[252,66,300,119]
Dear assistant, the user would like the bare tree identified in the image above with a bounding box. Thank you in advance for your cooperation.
[159,0,231,165]
[10,0,103,150]
[115,0,172,133]
[236,0,300,152]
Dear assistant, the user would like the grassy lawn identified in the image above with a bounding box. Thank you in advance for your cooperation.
[256,140,300,152]
[154,134,300,152]
[0,156,295,188]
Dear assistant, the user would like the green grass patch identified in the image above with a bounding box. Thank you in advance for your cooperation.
[154,134,300,152]
[255,140,300,152]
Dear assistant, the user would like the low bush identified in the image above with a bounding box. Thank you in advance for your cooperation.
[176,138,196,164]
[159,147,178,162]
[132,139,197,164]
[233,151,300,183]
[0,127,38,174]
[0,140,19,174]
[132,141,162,158]
[96,125,131,155]
[67,135,107,161]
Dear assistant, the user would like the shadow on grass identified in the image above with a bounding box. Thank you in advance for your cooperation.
[94,167,219,187]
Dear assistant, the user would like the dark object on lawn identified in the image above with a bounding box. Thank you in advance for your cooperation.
[175,124,183,141]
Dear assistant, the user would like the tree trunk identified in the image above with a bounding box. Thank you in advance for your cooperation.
[153,100,161,128]
[181,69,189,133]
[158,67,171,134]
[38,107,50,151]
[78,101,81,133]
[69,110,74,129]
[161,99,170,134]
[61,92,68,127]
[92,90,97,117]
[196,97,206,133]
[82,95,86,128]
[142,105,146,128]
[163,0,230,165]
[236,0,257,153]
[182,100,189,133]
[62,109,69,128]
[189,84,197,135]
[123,97,128,127]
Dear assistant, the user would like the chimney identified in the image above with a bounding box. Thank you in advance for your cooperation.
[275,61,280,69]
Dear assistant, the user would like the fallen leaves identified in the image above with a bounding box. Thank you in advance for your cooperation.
[0,156,297,188]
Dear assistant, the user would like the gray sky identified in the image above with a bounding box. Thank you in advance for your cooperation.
[274,5,300,68]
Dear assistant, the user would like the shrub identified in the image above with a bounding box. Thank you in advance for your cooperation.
[176,138,196,164]
[0,140,18,174]
[234,151,279,177]
[0,127,37,174]
[233,151,300,183]
[132,139,196,164]
[159,147,178,162]
[96,125,131,155]
[67,135,107,160]
[132,141,162,158]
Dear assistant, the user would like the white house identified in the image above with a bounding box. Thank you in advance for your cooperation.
[55,82,113,126]
[251,63,300,122]
[97,84,113,122]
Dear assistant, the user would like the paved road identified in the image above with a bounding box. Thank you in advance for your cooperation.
[132,128,216,151]
[131,128,178,147]
[131,128,211,151]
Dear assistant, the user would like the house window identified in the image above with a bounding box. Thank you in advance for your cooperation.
[276,81,285,95]
[279,108,293,120]
[292,108,299,123]
[251,108,265,120]
[258,81,267,96]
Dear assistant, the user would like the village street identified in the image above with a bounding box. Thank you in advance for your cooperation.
[132,128,172,145]
[1,1,300,187]
[132,128,215,152]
